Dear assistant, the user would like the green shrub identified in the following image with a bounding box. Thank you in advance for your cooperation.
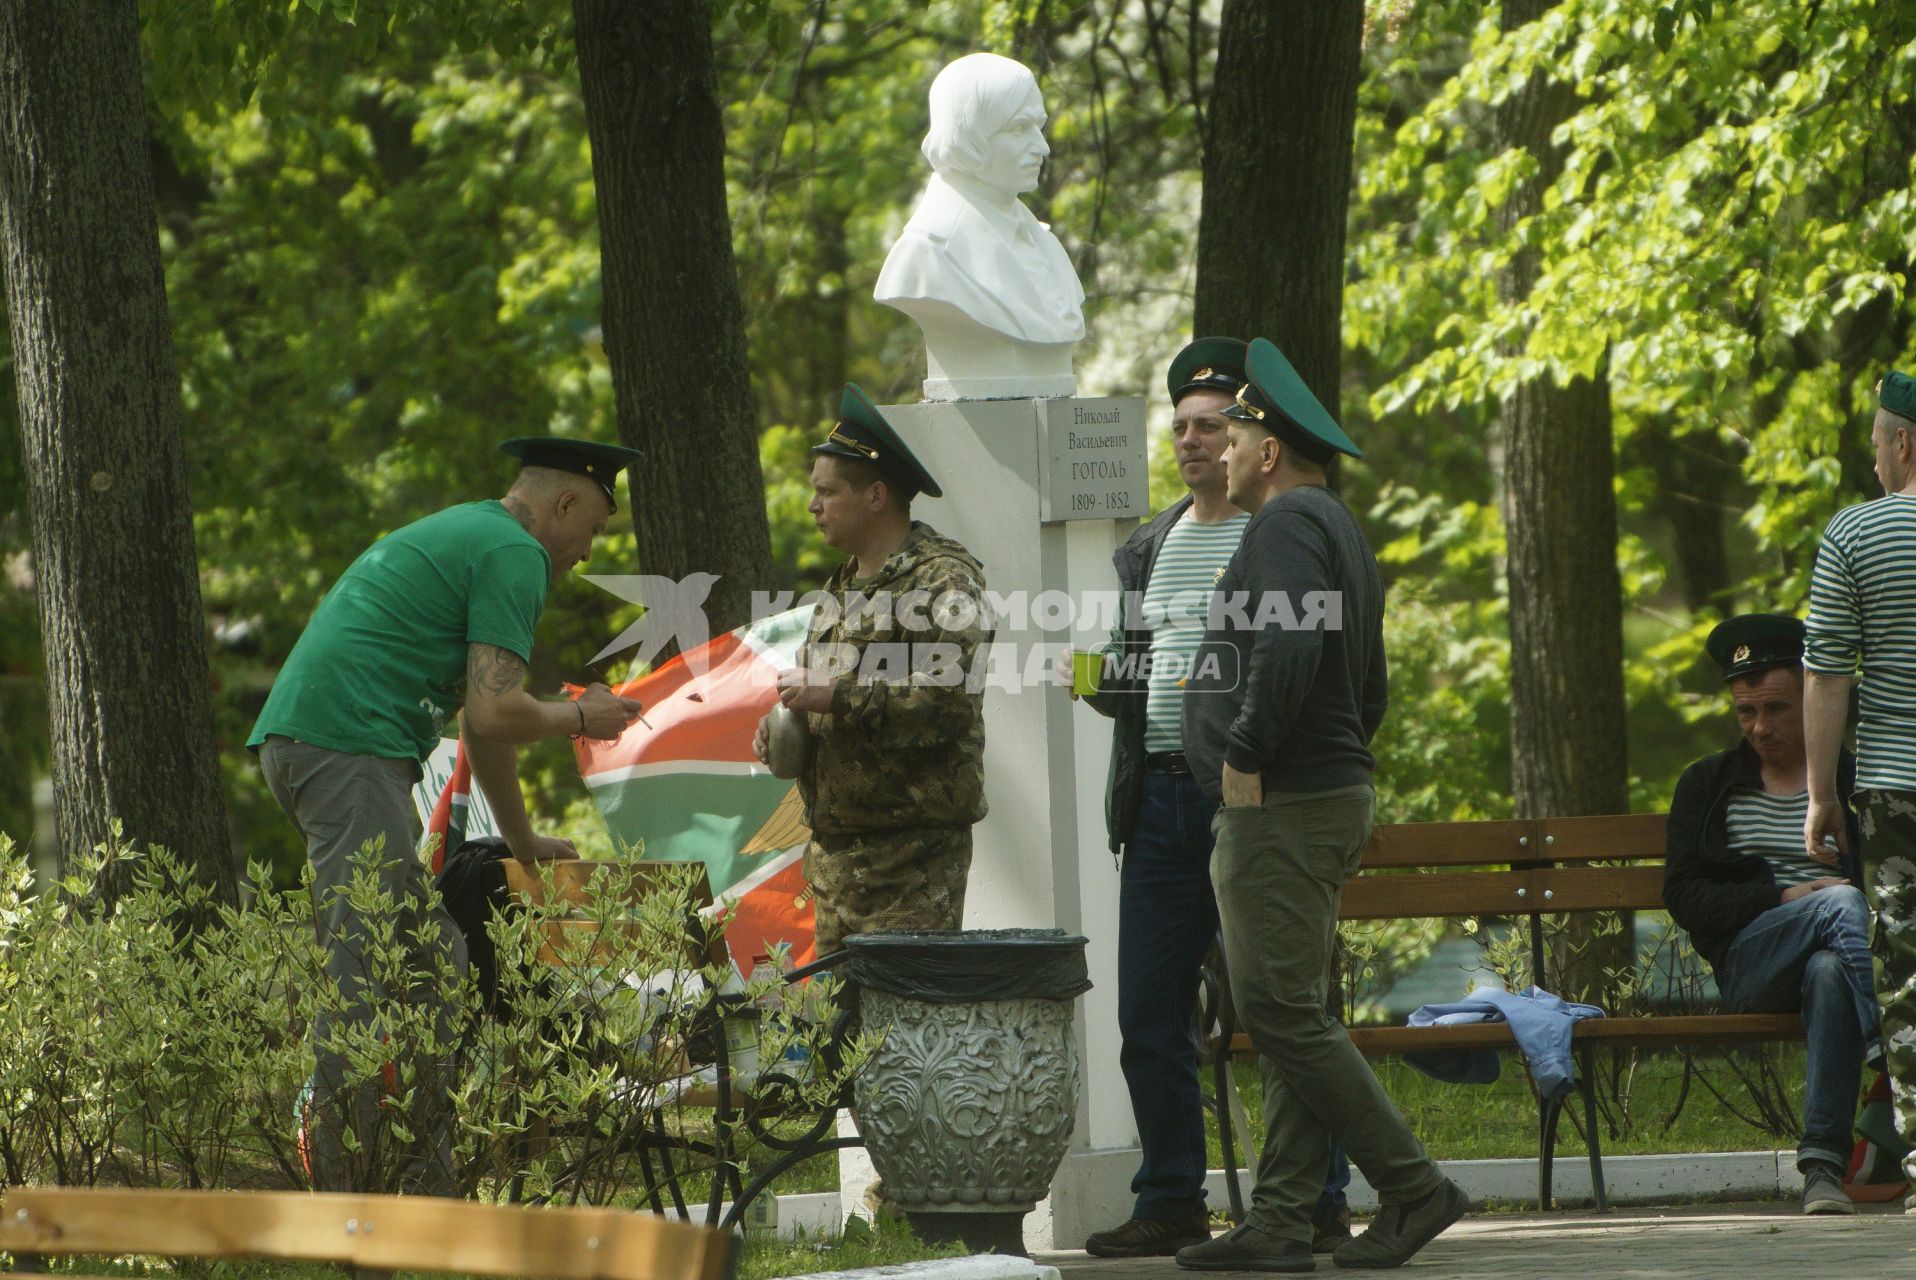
[0,830,867,1208]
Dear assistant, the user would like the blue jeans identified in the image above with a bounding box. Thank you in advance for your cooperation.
[1717,883,1880,1172]
[1117,769,1349,1220]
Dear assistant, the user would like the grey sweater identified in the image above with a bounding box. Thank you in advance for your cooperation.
[1181,483,1387,802]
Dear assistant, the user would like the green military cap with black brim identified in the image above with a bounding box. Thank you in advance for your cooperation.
[500,436,643,513]
[1705,613,1805,683]
[810,382,942,499]
[1220,336,1363,461]
[1879,369,1916,423]
[1166,336,1249,403]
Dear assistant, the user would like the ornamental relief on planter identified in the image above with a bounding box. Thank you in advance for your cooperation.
[853,991,1079,1210]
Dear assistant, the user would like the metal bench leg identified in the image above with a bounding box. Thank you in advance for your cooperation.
[1538,1090,1565,1210]
[1216,1046,1247,1223]
[1580,1046,1608,1212]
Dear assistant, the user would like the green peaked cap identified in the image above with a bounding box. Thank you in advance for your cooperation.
[810,383,942,499]
[499,436,642,512]
[1879,369,1916,421]
[1220,337,1362,459]
[1166,336,1249,403]
[1705,613,1804,683]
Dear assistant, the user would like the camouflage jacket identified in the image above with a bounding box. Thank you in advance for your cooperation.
[797,521,991,837]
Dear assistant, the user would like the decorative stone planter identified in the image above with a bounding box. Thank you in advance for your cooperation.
[847,929,1091,1255]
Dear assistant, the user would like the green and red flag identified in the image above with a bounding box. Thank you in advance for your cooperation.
[574,607,815,970]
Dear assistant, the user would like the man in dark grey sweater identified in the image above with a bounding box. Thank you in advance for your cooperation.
[1178,339,1466,1273]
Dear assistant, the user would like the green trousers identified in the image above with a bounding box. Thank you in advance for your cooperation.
[1858,787,1916,1181]
[1211,784,1444,1243]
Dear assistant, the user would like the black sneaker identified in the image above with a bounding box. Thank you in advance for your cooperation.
[1311,1204,1352,1253]
[1332,1179,1467,1270]
[1176,1221,1315,1273]
[1085,1214,1212,1258]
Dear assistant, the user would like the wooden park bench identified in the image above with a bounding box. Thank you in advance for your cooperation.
[0,1185,735,1280]
[1206,814,1806,1214]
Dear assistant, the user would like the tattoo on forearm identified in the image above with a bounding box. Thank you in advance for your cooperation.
[467,643,526,698]
[500,494,536,532]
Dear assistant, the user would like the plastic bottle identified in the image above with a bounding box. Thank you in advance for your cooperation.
[749,952,781,1003]
[741,1187,779,1241]
[717,956,757,1079]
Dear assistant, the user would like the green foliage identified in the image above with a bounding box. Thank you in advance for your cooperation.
[0,0,1898,877]
[0,830,863,1202]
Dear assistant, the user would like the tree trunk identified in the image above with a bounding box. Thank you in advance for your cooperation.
[1496,0,1629,1003]
[573,0,774,639]
[0,0,233,902]
[1192,0,1364,416]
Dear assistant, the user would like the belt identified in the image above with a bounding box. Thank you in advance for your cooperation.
[1145,751,1190,776]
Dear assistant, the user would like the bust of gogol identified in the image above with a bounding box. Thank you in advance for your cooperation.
[875,53,1085,401]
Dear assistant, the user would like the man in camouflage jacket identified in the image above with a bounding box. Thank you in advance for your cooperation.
[754,385,991,954]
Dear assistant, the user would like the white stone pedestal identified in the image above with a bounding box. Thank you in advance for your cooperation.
[834,397,1149,1251]
[916,308,1077,401]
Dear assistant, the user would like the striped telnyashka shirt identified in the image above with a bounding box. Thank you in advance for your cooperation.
[1726,789,1838,887]
[1141,510,1250,753]
[1806,492,1916,792]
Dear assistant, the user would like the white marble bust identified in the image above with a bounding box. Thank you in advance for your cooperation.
[875,53,1084,400]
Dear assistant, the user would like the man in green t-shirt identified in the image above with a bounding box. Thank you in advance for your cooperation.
[251,435,645,1194]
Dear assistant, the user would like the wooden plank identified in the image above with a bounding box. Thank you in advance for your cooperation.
[502,860,716,909]
[533,919,726,970]
[1339,870,1534,920]
[1340,865,1666,921]
[1532,813,1668,864]
[1228,1013,1804,1059]
[1359,820,1537,870]
[1523,866,1667,913]
[1355,815,1672,871]
[0,1188,734,1280]
[1570,1013,1805,1047]
[501,861,728,969]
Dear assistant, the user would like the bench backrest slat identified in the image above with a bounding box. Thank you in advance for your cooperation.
[0,1187,733,1280]
[1340,865,1667,921]
[1361,820,1534,869]
[1359,815,1668,871]
[1533,814,1668,864]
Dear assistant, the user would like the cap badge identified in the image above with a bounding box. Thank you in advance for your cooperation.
[826,425,880,460]
[1193,366,1214,380]
[1733,644,1751,664]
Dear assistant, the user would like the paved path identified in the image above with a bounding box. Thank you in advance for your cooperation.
[1039,1202,1916,1278]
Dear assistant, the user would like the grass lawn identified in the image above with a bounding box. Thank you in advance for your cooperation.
[1208,1046,1807,1166]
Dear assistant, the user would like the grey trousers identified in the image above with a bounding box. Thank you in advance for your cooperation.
[1211,784,1445,1244]
[260,736,466,1194]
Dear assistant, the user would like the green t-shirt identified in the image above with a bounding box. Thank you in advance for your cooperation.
[248,500,551,761]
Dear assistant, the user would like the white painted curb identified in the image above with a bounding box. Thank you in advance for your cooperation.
[678,1192,840,1239]
[791,1259,1060,1280]
[1203,1149,1806,1211]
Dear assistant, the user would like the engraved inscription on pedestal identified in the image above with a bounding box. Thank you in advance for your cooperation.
[1037,397,1149,523]
[853,990,1080,1212]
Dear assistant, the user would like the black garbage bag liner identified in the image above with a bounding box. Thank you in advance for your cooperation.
[844,928,1091,1004]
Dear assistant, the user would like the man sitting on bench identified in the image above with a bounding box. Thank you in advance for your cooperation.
[1663,613,1879,1215]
